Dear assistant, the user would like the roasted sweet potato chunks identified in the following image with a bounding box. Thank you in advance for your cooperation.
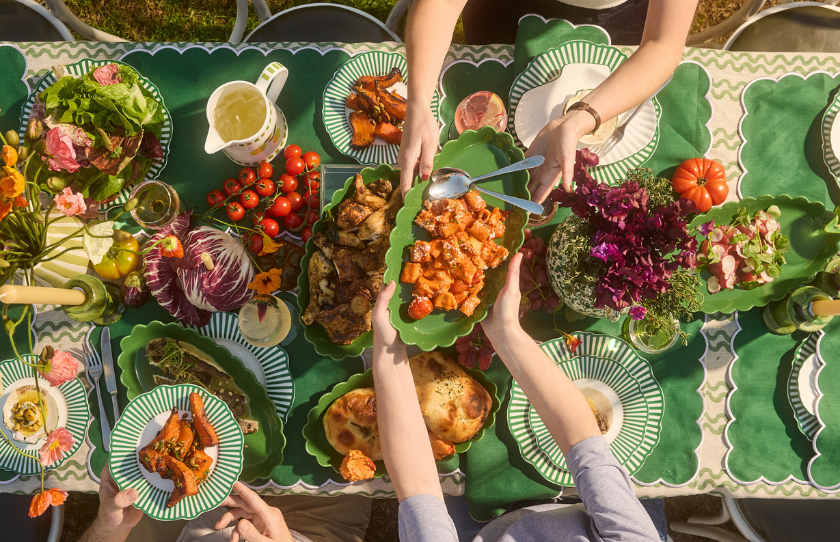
[349,111,376,148]
[374,122,402,145]
[346,68,404,148]
[139,409,180,473]
[157,455,198,508]
[190,392,218,448]
[358,67,402,88]
[187,449,214,484]
[374,82,406,121]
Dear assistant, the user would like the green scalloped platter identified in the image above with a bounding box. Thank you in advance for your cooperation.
[297,163,400,360]
[117,321,285,482]
[382,127,529,350]
[302,366,500,477]
[689,195,840,314]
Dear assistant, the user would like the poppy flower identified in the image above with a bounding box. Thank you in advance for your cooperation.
[0,166,24,198]
[53,187,87,217]
[39,427,74,466]
[28,488,68,518]
[38,350,79,387]
[1,145,17,167]
[43,128,81,173]
[248,268,282,295]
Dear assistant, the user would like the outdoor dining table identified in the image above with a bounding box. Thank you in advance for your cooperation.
[1,17,839,521]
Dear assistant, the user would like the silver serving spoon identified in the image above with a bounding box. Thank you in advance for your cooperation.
[428,156,545,215]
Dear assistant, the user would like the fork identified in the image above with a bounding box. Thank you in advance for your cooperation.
[84,327,111,453]
[588,75,673,159]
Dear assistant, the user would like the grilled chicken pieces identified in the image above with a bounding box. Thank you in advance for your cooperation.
[346,68,406,149]
[304,174,401,345]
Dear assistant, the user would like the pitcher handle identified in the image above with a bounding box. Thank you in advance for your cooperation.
[256,62,289,104]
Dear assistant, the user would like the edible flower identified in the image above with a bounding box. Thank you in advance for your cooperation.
[558,329,582,354]
[259,234,281,256]
[697,220,715,237]
[39,427,74,466]
[248,268,283,295]
[53,187,87,217]
[37,350,79,387]
[1,145,17,167]
[0,166,24,199]
[160,235,184,259]
[0,195,28,221]
[629,306,647,320]
[43,128,81,173]
[28,488,68,518]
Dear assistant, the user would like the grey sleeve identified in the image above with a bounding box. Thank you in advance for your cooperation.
[566,436,661,542]
[398,494,459,542]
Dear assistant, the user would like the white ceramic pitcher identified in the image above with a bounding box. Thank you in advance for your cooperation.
[205,62,289,166]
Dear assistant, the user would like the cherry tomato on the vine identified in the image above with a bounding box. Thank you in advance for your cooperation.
[304,171,321,190]
[257,161,273,179]
[248,233,263,254]
[267,196,291,218]
[259,218,280,238]
[285,157,305,176]
[226,202,245,221]
[239,167,257,186]
[255,178,275,197]
[223,178,241,196]
[301,226,313,243]
[283,212,303,230]
[302,151,320,169]
[207,189,225,207]
[286,191,304,212]
[302,190,320,209]
[306,210,320,226]
[283,144,302,160]
[279,174,298,193]
[240,189,259,209]
[252,210,266,226]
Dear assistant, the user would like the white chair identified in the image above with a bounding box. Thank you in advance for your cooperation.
[1,0,73,41]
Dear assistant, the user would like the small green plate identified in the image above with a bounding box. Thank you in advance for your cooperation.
[117,321,285,482]
[297,163,401,360]
[302,366,500,477]
[689,195,840,314]
[382,127,529,350]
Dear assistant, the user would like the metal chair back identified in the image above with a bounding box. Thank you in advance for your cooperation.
[244,3,400,43]
[724,2,840,52]
[1,0,73,41]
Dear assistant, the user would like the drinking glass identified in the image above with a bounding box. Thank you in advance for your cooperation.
[129,179,180,230]
[238,294,299,348]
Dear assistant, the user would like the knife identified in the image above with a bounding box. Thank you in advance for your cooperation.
[101,327,121,426]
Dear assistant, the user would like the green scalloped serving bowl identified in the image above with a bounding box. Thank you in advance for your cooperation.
[117,321,286,482]
[302,366,500,477]
[296,163,400,360]
[689,195,840,314]
[382,127,529,350]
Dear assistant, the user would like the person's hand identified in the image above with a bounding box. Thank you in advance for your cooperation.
[216,482,294,542]
[481,252,524,345]
[95,465,143,535]
[525,110,594,202]
[372,281,406,355]
[398,101,439,196]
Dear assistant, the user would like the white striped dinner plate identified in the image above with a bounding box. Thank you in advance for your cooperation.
[822,87,840,191]
[788,331,825,440]
[508,41,660,185]
[0,355,90,475]
[109,384,244,521]
[190,311,294,421]
[18,59,172,211]
[322,51,440,165]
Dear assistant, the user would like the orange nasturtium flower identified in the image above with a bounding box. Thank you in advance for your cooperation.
[1,145,17,167]
[0,166,24,199]
[248,268,283,295]
[259,233,281,256]
[29,488,68,518]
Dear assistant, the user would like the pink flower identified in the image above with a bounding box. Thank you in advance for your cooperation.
[629,306,647,320]
[39,427,74,466]
[29,488,68,518]
[43,128,81,173]
[38,350,79,386]
[53,187,87,217]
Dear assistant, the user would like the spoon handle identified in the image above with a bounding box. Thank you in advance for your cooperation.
[473,185,545,215]
[469,155,545,184]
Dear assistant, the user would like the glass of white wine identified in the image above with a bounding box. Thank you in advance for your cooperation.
[238,294,299,348]
[129,179,180,230]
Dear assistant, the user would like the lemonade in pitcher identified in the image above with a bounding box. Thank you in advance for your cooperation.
[212,87,267,142]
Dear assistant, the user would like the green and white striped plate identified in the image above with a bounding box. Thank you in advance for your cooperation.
[508,40,661,185]
[788,331,825,440]
[18,59,172,211]
[109,384,244,521]
[322,51,440,165]
[821,88,840,194]
[190,312,294,421]
[0,355,90,475]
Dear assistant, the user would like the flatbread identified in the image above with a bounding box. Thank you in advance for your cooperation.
[409,351,492,443]
[564,89,617,145]
[323,388,382,461]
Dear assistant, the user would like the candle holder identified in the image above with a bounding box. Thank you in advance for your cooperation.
[61,275,124,324]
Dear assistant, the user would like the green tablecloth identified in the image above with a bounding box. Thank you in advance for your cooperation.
[1,34,840,518]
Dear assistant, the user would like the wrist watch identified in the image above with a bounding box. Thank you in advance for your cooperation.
[565,101,601,135]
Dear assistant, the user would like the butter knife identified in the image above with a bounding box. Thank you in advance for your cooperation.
[101,327,121,424]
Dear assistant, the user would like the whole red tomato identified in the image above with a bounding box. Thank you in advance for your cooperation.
[286,191,304,212]
[301,226,313,243]
[240,189,259,209]
[304,171,321,191]
[259,218,280,238]
[248,233,263,254]
[226,202,245,221]
[671,158,728,213]
[255,178,275,197]
[283,212,303,230]
[207,189,225,207]
[252,211,266,225]
[222,178,241,196]
[306,209,320,226]
[302,190,319,209]
[268,196,291,218]
[286,157,305,176]
[239,167,257,186]
[257,161,273,179]
[279,174,298,193]
[302,151,320,169]
[284,144,302,160]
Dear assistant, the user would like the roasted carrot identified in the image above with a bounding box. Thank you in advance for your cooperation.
[189,393,218,448]
[157,455,198,507]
